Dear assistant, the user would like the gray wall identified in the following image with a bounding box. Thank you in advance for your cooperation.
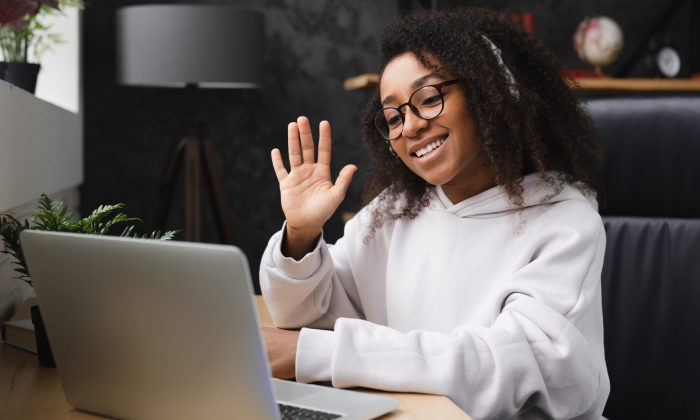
[82,1,698,292]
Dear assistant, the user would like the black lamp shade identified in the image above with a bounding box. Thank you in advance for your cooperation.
[116,5,264,88]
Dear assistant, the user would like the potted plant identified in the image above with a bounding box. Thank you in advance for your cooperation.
[0,0,83,92]
[0,194,176,366]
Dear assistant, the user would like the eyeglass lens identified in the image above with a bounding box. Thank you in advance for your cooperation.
[375,85,445,140]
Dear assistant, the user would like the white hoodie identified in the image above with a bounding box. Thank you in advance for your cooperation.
[260,173,610,419]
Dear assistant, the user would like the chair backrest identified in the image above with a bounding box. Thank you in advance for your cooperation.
[588,95,700,217]
[585,96,700,419]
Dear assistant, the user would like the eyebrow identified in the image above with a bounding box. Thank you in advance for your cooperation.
[381,73,439,106]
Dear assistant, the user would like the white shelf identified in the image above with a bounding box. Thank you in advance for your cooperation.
[0,80,82,212]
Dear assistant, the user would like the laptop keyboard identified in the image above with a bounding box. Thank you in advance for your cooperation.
[278,403,342,419]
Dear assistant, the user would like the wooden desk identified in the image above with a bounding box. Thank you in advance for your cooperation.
[0,296,470,419]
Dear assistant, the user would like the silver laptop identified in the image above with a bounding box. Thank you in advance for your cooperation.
[20,231,398,420]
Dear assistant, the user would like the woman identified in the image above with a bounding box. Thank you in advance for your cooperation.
[261,8,609,419]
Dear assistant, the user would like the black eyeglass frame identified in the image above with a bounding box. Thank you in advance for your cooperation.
[374,79,462,141]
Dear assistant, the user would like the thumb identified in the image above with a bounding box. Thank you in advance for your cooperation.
[331,164,357,201]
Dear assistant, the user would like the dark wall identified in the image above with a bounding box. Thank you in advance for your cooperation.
[82,1,697,292]
[82,0,397,292]
[405,0,700,77]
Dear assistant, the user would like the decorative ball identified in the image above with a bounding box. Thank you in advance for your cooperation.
[573,16,624,68]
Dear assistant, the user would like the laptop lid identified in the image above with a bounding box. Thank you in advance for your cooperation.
[21,230,279,420]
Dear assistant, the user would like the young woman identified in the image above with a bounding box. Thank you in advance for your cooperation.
[260,8,609,419]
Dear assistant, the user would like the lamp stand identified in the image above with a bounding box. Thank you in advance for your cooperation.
[153,136,234,244]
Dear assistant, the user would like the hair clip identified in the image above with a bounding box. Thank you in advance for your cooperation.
[480,35,520,100]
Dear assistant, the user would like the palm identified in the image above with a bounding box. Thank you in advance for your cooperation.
[271,117,356,232]
[279,164,340,228]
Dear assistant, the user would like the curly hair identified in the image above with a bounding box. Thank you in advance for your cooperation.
[360,8,602,235]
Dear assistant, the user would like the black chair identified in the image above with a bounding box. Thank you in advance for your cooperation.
[585,96,700,419]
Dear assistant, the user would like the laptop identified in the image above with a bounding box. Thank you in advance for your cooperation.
[20,230,399,420]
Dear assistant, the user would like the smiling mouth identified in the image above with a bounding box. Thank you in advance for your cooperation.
[413,137,446,158]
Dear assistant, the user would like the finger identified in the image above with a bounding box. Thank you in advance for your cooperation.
[287,122,302,168]
[297,116,315,163]
[270,148,288,181]
[331,164,357,201]
[317,120,332,166]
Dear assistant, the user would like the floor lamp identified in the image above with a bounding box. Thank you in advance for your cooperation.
[116,5,264,244]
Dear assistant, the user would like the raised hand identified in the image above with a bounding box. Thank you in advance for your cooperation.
[271,116,356,259]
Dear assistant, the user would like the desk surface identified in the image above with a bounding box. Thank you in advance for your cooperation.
[0,295,470,419]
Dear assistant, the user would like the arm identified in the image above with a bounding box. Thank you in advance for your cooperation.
[261,116,365,376]
[262,116,361,328]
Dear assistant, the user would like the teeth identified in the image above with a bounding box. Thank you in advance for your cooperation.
[415,138,446,158]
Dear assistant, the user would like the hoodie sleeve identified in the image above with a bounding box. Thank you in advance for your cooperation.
[295,207,609,420]
[259,219,369,330]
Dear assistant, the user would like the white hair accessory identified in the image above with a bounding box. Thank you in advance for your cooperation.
[480,35,520,100]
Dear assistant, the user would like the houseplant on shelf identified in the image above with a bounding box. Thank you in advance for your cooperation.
[0,0,83,92]
[0,194,176,366]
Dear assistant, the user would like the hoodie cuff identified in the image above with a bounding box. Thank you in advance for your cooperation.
[296,328,335,383]
[271,221,324,280]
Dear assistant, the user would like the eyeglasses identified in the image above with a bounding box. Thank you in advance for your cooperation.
[374,79,461,141]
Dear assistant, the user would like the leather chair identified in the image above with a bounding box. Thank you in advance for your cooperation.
[585,96,700,419]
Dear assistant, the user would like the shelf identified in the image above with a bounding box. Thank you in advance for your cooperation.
[0,80,82,212]
[572,77,700,94]
[344,73,700,94]
[344,73,379,91]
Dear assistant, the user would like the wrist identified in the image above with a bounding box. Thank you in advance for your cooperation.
[283,224,322,260]
[286,224,321,243]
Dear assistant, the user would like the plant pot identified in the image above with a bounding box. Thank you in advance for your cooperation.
[30,304,56,368]
[0,62,41,93]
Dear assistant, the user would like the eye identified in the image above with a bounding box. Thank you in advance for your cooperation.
[386,114,403,127]
[381,109,402,127]
[420,94,442,107]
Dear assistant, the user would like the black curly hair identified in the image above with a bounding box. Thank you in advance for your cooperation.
[361,7,602,234]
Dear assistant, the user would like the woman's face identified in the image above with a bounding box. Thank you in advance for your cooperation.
[379,52,494,203]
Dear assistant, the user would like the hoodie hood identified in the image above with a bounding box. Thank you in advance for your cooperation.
[432,172,597,218]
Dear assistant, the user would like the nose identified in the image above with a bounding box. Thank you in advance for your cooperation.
[401,107,429,138]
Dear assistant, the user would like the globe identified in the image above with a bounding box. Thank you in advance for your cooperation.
[573,16,624,71]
